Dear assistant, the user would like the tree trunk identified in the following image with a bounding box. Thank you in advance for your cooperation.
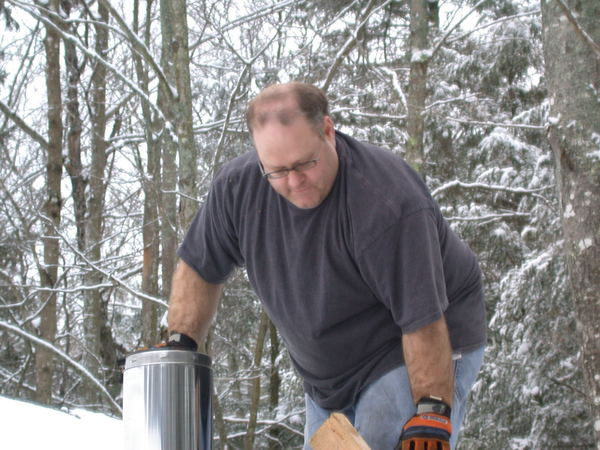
[35,0,63,405]
[159,0,198,300]
[406,0,430,175]
[245,310,269,450]
[166,0,198,231]
[541,0,600,446]
[84,2,118,402]
[133,0,161,346]
[268,320,282,449]
[158,0,179,300]
[212,390,228,450]
[62,1,86,253]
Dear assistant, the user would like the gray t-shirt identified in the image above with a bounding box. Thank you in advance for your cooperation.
[178,131,486,410]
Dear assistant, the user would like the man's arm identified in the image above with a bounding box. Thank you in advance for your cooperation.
[402,316,454,406]
[168,259,223,347]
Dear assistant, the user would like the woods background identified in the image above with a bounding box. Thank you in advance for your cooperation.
[0,0,599,448]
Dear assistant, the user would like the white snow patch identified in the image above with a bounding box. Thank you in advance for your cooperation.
[517,341,530,357]
[563,203,575,219]
[522,385,540,397]
[578,238,593,251]
[493,226,507,237]
[0,396,123,450]
[411,49,432,63]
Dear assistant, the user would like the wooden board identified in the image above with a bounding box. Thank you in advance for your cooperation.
[309,412,371,450]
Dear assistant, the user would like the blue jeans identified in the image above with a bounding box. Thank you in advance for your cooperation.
[304,346,485,450]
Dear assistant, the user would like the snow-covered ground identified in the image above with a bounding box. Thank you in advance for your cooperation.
[1,396,123,450]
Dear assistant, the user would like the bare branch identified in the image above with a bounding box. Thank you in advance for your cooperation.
[321,0,393,92]
[431,0,490,59]
[9,0,165,124]
[0,319,122,414]
[378,67,408,113]
[97,0,176,100]
[191,0,300,48]
[36,214,169,309]
[210,7,294,175]
[446,117,546,130]
[446,211,531,223]
[447,10,540,44]
[431,179,553,198]
[0,99,49,148]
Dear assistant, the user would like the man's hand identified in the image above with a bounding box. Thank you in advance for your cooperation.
[397,397,452,450]
[165,332,198,351]
[117,332,198,373]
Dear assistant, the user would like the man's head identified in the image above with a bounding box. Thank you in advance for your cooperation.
[246,82,330,137]
[247,82,339,210]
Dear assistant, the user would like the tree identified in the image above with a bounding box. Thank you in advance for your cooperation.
[406,0,433,173]
[541,0,600,446]
[132,0,162,347]
[35,0,63,406]
[82,1,121,401]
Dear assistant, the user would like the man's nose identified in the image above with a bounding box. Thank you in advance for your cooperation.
[286,169,305,187]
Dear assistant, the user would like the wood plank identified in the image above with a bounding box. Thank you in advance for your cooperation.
[309,412,371,450]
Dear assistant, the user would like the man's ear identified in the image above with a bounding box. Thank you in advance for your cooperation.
[323,115,335,141]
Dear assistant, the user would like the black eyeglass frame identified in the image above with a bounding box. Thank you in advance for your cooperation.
[258,158,319,179]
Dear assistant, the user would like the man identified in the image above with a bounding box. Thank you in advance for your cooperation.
[168,82,486,449]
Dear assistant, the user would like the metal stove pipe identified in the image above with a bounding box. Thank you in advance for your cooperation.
[123,349,212,450]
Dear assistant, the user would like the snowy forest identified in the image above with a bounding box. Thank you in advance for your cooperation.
[1,0,599,448]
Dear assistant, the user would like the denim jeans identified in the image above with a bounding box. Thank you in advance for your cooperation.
[303,346,485,450]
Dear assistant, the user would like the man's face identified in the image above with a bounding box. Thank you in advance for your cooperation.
[253,114,338,209]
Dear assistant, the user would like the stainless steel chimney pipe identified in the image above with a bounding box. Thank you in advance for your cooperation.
[123,349,212,450]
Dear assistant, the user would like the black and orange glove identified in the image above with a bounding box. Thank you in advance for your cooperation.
[397,397,452,450]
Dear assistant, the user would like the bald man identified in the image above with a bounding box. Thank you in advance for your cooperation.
[168,82,486,449]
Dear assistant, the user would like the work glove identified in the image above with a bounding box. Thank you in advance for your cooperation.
[117,332,198,372]
[396,397,452,450]
[162,332,198,351]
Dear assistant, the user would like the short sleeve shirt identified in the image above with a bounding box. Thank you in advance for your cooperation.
[178,131,486,410]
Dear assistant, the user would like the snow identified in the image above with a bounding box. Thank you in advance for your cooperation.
[411,49,432,63]
[578,238,593,251]
[563,203,575,218]
[0,396,123,450]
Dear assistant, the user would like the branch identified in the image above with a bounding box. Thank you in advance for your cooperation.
[97,0,176,100]
[191,0,300,48]
[431,180,553,198]
[211,65,252,177]
[38,214,169,309]
[447,10,540,44]
[0,99,48,148]
[431,0,490,59]
[321,0,393,92]
[331,107,407,121]
[447,117,546,130]
[210,6,293,175]
[0,319,122,414]
[424,95,479,112]
[446,211,531,222]
[379,67,407,113]
[555,0,600,58]
[9,0,165,123]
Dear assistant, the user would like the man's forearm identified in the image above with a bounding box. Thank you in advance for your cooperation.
[402,316,454,406]
[168,259,222,346]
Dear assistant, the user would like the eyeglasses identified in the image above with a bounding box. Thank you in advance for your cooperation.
[259,159,319,179]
